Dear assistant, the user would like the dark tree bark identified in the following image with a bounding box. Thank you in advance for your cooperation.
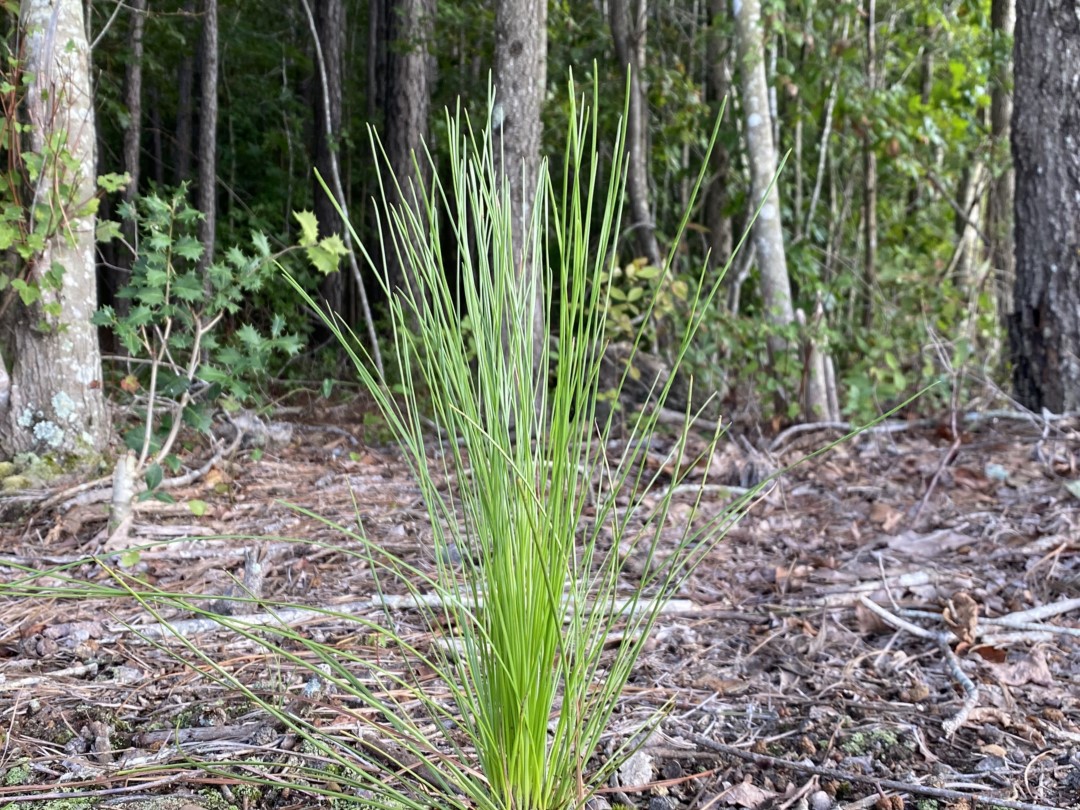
[609,0,661,269]
[121,0,147,267]
[123,0,146,205]
[174,0,196,185]
[196,0,218,272]
[384,0,435,297]
[312,0,346,315]
[494,0,547,366]
[368,0,387,122]
[1010,0,1080,411]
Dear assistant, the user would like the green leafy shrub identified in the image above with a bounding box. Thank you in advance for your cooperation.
[94,188,305,481]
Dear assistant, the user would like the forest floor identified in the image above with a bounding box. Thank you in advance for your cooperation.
[0,398,1078,810]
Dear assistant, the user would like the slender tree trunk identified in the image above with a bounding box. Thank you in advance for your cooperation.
[1009,0,1080,412]
[122,0,146,206]
[734,0,832,420]
[732,0,794,345]
[705,0,732,277]
[120,0,146,281]
[0,0,109,459]
[301,0,383,372]
[861,0,877,331]
[988,0,1015,323]
[609,0,661,268]
[197,0,218,272]
[313,0,345,315]
[174,0,196,184]
[384,0,434,300]
[494,0,547,368]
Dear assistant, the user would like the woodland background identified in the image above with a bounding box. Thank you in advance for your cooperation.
[0,0,1065,465]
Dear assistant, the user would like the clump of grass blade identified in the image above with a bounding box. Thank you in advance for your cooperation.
[282,78,762,810]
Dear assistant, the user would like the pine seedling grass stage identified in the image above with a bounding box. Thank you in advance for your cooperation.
[280,77,764,810]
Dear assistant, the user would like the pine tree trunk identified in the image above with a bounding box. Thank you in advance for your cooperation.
[1009,0,1080,411]
[196,0,218,272]
[384,0,435,299]
[0,0,109,460]
[174,0,196,185]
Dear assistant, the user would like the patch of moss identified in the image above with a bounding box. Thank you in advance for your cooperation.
[2,761,30,786]
[195,788,238,810]
[1,475,32,492]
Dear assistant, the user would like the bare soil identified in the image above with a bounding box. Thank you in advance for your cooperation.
[1,400,1078,810]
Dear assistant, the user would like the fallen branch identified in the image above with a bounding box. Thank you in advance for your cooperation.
[858,596,978,736]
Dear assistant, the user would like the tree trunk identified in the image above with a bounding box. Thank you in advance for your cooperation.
[119,0,146,292]
[988,0,1015,323]
[197,0,218,272]
[174,0,196,185]
[494,0,547,369]
[312,0,345,315]
[0,0,109,459]
[734,0,833,420]
[861,0,877,331]
[609,0,661,269]
[705,0,732,279]
[383,0,435,298]
[122,0,146,206]
[1009,0,1080,412]
[368,0,387,122]
[732,0,794,346]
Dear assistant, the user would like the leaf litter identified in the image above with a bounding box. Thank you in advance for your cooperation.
[0,401,1078,809]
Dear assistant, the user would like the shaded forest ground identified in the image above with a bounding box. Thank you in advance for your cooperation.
[0,399,1078,809]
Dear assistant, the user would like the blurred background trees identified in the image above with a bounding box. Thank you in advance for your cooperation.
[6,0,1053,448]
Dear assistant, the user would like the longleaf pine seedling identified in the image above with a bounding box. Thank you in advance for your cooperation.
[282,76,767,810]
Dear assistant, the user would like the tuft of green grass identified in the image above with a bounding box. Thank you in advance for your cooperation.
[279,75,761,810]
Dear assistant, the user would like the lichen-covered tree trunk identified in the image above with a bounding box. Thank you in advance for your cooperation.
[0,0,109,459]
[733,0,833,420]
[1010,0,1080,411]
[733,0,794,347]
